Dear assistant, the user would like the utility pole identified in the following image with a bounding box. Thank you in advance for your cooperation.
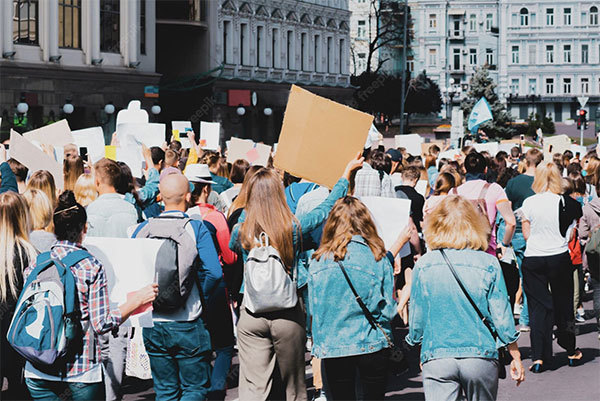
[398,0,409,134]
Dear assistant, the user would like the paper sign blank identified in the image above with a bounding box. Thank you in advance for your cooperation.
[245,147,259,163]
[274,85,372,189]
[72,127,106,163]
[23,119,74,147]
[200,122,220,151]
[10,129,64,189]
[227,137,254,164]
[360,197,411,250]
[395,134,423,156]
[117,123,165,148]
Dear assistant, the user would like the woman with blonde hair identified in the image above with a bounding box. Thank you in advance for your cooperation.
[73,173,98,207]
[423,172,456,217]
[583,154,600,198]
[27,170,58,208]
[63,155,84,191]
[229,156,363,401]
[408,195,524,400]
[309,196,413,400]
[0,191,39,399]
[521,162,583,372]
[22,189,57,253]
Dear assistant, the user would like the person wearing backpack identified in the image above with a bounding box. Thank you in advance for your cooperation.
[20,191,158,400]
[0,191,38,400]
[229,155,364,401]
[453,152,516,256]
[131,171,223,401]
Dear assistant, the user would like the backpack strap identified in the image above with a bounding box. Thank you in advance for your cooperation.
[478,182,491,200]
[56,250,91,317]
[17,252,55,305]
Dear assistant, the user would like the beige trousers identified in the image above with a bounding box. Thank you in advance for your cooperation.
[237,303,307,401]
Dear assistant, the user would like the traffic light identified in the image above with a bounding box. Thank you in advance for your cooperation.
[577,109,587,129]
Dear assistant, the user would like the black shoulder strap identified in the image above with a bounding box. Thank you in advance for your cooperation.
[439,249,498,341]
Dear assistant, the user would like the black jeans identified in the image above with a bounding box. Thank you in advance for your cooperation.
[522,252,577,363]
[323,349,388,401]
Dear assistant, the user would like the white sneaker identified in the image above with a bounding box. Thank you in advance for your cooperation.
[514,303,523,316]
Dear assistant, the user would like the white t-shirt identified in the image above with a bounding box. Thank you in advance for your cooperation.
[521,192,568,257]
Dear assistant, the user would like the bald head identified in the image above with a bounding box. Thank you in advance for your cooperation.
[159,173,190,210]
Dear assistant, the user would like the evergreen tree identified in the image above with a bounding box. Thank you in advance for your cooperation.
[405,71,442,115]
[460,66,515,139]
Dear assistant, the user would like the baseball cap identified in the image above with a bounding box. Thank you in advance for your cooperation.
[385,148,402,163]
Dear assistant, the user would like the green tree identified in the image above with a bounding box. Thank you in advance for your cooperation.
[405,71,442,115]
[525,113,556,136]
[460,66,515,139]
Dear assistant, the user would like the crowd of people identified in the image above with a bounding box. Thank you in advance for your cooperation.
[0,130,597,401]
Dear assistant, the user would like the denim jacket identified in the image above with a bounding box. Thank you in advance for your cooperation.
[229,178,349,290]
[308,236,396,359]
[406,249,520,363]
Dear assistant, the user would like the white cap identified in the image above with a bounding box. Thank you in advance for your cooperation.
[184,164,216,184]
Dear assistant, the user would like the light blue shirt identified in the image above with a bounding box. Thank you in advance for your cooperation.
[86,193,138,238]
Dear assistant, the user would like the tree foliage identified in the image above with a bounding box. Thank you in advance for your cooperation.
[405,71,442,114]
[460,66,515,139]
[526,113,556,136]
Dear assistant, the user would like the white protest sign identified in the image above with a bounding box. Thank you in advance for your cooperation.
[438,149,461,160]
[172,121,193,149]
[544,134,571,160]
[473,142,499,156]
[116,100,148,125]
[9,129,64,189]
[116,146,144,178]
[83,237,162,327]
[72,127,106,163]
[227,137,271,166]
[571,144,587,158]
[23,119,74,147]
[200,121,220,151]
[117,123,165,148]
[395,134,423,156]
[360,197,411,250]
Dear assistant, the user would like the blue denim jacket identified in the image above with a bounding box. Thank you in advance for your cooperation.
[229,178,349,290]
[406,249,520,363]
[308,236,396,359]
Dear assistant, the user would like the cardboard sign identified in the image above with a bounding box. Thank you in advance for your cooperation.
[226,137,271,167]
[360,197,411,249]
[544,134,571,160]
[274,85,372,188]
[9,129,64,189]
[83,237,163,327]
[72,127,106,163]
[395,134,423,156]
[200,121,220,151]
[117,123,165,148]
[23,119,74,147]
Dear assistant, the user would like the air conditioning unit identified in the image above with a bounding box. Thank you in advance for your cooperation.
[462,49,468,54]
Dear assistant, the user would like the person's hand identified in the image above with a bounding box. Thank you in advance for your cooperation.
[110,132,119,147]
[510,358,525,386]
[0,144,6,163]
[161,141,168,151]
[41,144,56,159]
[187,130,196,145]
[132,283,159,307]
[342,152,365,180]
[398,223,415,245]
[497,244,506,260]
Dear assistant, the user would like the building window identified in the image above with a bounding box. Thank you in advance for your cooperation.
[407,56,414,72]
[357,20,366,39]
[581,78,590,94]
[314,34,320,72]
[529,78,537,94]
[485,48,494,65]
[469,14,477,31]
[545,78,554,94]
[58,0,81,49]
[356,52,366,72]
[286,30,294,70]
[546,45,554,63]
[13,0,39,45]
[510,78,519,94]
[257,26,264,67]
[582,44,589,63]
[100,0,119,52]
[563,44,571,63]
[528,45,536,64]
[327,36,333,73]
[591,7,599,25]
[485,13,493,31]
[563,8,571,25]
[339,38,344,74]
[546,8,554,25]
[428,48,437,66]
[300,32,307,70]
[520,8,529,26]
[140,0,146,55]
[240,23,249,65]
[469,48,477,65]
[563,78,571,94]
[429,14,437,29]
[511,45,519,63]
[223,20,231,63]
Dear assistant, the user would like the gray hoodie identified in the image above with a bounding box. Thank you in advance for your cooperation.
[579,197,600,243]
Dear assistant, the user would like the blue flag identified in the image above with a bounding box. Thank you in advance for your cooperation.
[467,97,493,133]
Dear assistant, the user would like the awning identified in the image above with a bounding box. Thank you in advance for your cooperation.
[448,9,466,16]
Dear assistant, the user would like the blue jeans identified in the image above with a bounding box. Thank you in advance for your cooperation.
[26,378,104,401]
[143,319,212,401]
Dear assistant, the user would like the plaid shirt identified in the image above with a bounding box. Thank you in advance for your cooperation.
[354,163,396,198]
[24,241,122,377]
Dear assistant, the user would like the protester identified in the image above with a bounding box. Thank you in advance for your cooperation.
[23,191,158,401]
[7,158,28,193]
[63,155,85,191]
[150,146,165,172]
[385,148,403,188]
[396,166,425,232]
[0,147,18,194]
[132,172,222,401]
[423,172,456,217]
[205,152,234,194]
[221,159,250,210]
[309,196,413,400]
[408,195,525,400]
[425,154,438,189]
[73,173,98,207]
[0,191,38,400]
[354,149,395,198]
[230,155,363,400]
[22,189,56,253]
[521,163,583,372]
[583,155,600,198]
[580,179,600,340]
[26,170,58,208]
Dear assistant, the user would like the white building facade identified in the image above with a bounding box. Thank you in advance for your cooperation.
[349,0,379,75]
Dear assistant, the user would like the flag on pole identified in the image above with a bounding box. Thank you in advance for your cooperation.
[467,97,493,133]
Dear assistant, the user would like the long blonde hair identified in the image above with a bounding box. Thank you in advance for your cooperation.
[532,162,563,194]
[228,165,262,218]
[27,170,57,208]
[22,189,53,231]
[74,173,98,207]
[0,192,38,302]
[313,196,386,262]
[424,195,490,251]
[63,155,84,192]
[239,168,299,269]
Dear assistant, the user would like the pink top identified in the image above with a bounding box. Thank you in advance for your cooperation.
[454,180,509,254]
[195,203,238,266]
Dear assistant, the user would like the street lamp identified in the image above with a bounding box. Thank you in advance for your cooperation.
[16,95,29,115]
[104,102,115,115]
[151,102,161,116]
[236,105,246,116]
[62,98,74,115]
[443,79,459,120]
[263,107,273,116]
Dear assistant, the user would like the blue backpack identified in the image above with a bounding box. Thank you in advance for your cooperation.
[7,250,90,372]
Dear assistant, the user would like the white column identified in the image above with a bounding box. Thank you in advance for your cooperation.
[90,0,100,61]
[121,0,138,66]
[47,0,59,59]
[2,0,13,56]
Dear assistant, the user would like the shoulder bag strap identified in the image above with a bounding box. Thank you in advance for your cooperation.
[478,182,491,199]
[439,249,498,341]
[336,261,395,348]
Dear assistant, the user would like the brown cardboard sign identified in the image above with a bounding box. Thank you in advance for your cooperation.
[23,119,74,147]
[274,85,372,188]
[10,129,64,189]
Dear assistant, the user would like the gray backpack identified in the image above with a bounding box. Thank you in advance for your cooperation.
[135,215,200,312]
[243,232,297,313]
